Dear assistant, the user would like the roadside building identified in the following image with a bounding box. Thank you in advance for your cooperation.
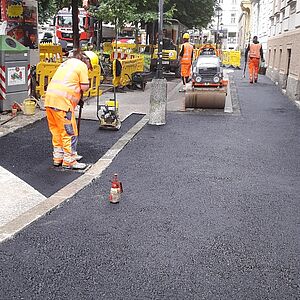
[267,0,300,102]
[238,0,251,52]
[212,0,242,50]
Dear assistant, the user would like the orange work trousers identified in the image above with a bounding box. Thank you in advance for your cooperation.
[248,57,260,82]
[46,107,78,166]
[181,63,191,77]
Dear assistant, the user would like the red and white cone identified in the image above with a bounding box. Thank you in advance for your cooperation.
[109,174,123,204]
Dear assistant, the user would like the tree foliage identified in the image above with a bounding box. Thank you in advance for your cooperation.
[38,0,79,23]
[166,0,216,29]
[38,0,215,29]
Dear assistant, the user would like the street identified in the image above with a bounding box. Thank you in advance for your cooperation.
[0,69,299,299]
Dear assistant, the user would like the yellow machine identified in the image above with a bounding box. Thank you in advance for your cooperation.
[185,44,228,109]
[97,87,121,130]
[150,40,181,78]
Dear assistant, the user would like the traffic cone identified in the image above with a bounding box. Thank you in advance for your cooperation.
[109,173,123,204]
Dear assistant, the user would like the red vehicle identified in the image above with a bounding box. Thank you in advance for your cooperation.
[53,7,94,47]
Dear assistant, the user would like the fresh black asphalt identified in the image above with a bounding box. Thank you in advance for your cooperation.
[0,71,299,299]
[0,114,143,197]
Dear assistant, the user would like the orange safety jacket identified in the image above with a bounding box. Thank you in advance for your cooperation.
[249,43,262,59]
[180,42,194,64]
[45,58,89,112]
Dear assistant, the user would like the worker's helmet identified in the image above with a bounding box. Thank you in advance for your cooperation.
[183,33,190,39]
[83,50,99,66]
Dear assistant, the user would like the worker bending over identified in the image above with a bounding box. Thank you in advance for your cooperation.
[245,36,264,84]
[45,50,91,170]
[179,33,193,92]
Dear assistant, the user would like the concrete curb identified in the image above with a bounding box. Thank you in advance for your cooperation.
[0,115,149,243]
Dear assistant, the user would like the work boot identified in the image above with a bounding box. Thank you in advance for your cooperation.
[254,78,258,83]
[250,80,253,84]
[63,161,87,170]
[73,152,83,161]
[179,86,186,92]
[53,160,63,167]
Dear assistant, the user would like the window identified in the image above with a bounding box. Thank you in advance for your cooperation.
[279,49,282,70]
[232,0,236,4]
[273,49,276,68]
[231,13,236,24]
[228,32,237,44]
[290,3,296,15]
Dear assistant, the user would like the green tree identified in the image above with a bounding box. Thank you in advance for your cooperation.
[166,0,215,28]
[38,0,73,23]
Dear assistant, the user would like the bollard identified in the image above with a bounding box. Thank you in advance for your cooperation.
[149,78,167,125]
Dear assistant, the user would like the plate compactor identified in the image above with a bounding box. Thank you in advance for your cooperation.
[97,86,121,130]
[185,46,228,109]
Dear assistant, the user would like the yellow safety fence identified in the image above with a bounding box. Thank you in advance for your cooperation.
[35,62,101,98]
[112,55,144,88]
[222,50,241,68]
[39,43,63,63]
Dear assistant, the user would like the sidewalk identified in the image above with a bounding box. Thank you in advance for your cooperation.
[0,70,299,299]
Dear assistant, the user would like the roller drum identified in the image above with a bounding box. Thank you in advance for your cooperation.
[185,89,226,109]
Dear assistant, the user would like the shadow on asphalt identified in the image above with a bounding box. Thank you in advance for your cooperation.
[0,114,144,197]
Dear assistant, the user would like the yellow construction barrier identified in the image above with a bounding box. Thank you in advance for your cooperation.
[222,50,241,68]
[222,51,230,65]
[229,51,241,68]
[39,43,63,63]
[112,55,144,88]
[35,61,101,98]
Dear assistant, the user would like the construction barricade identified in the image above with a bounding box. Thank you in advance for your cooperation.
[35,61,101,98]
[112,55,144,88]
[222,50,241,68]
[39,43,63,63]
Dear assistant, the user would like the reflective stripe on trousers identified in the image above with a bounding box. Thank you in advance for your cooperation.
[46,107,78,165]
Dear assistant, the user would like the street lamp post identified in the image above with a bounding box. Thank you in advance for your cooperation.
[215,6,222,47]
[157,0,164,79]
[149,0,167,125]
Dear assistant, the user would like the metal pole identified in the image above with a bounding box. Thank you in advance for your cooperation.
[157,0,164,79]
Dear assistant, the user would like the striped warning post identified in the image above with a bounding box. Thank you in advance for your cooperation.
[0,65,6,100]
[27,64,31,96]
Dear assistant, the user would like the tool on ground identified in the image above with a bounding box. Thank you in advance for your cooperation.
[243,58,247,78]
[185,45,228,109]
[109,173,123,204]
[97,86,121,130]
[77,92,84,135]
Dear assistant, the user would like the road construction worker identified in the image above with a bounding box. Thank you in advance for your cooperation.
[179,32,193,92]
[245,36,264,84]
[45,50,92,170]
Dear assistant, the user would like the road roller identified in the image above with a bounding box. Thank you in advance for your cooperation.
[185,51,228,109]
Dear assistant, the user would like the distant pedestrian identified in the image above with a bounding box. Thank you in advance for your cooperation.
[245,36,264,84]
[179,33,193,92]
[44,50,91,170]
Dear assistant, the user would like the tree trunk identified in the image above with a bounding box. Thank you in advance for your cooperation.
[72,0,80,49]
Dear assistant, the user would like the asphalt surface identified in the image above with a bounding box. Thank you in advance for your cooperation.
[0,114,143,197]
[0,71,300,299]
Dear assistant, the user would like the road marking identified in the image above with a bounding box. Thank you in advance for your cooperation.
[0,115,149,243]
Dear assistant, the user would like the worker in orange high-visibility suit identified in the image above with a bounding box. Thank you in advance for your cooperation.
[179,32,194,92]
[245,36,264,84]
[45,50,92,170]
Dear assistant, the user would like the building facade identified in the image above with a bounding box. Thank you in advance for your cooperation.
[212,0,242,50]
[267,0,300,101]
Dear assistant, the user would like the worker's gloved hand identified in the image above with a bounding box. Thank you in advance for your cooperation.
[78,99,84,107]
[261,58,265,63]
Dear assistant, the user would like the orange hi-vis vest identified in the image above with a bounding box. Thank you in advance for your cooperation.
[181,42,193,64]
[249,43,261,59]
[45,58,89,112]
